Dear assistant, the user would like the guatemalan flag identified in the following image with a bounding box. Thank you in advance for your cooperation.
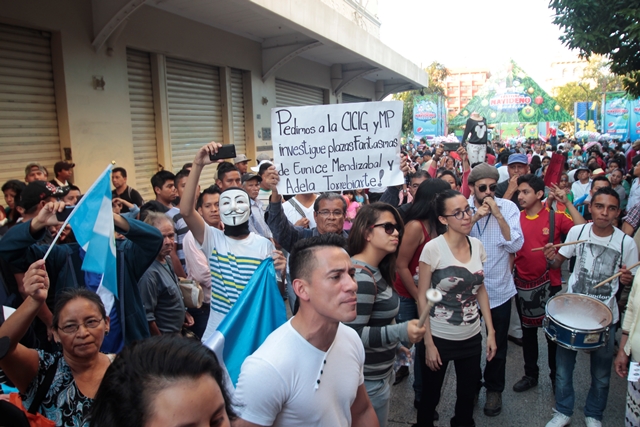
[205,257,287,388]
[67,164,118,313]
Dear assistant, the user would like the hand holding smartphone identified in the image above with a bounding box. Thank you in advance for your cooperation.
[209,144,237,161]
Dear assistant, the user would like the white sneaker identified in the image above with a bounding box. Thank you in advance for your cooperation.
[584,417,601,427]
[545,409,571,427]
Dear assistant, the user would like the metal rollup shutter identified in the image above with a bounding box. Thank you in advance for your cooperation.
[0,23,61,203]
[275,79,324,107]
[342,93,370,103]
[166,57,223,187]
[230,68,246,155]
[126,49,158,201]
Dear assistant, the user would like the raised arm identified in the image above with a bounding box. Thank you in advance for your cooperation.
[180,142,223,245]
[0,260,48,393]
[264,166,307,253]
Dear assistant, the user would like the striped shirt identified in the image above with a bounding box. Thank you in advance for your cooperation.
[345,260,409,380]
[198,225,274,316]
[468,195,523,309]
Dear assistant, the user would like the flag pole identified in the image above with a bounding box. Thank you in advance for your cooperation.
[42,163,114,261]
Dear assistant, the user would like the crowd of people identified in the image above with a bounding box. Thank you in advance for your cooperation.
[0,133,640,427]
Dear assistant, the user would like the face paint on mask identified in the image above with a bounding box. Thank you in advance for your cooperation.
[220,188,250,226]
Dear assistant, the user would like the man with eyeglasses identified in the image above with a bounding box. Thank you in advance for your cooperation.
[263,165,349,254]
[467,162,524,417]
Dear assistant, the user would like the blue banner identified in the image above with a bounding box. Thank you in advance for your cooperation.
[413,95,445,138]
[603,93,630,140]
[630,98,640,139]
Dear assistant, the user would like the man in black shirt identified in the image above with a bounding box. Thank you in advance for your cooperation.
[112,167,144,213]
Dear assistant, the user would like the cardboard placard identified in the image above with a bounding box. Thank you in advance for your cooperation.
[271,101,404,194]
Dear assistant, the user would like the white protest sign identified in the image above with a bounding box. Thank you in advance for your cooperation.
[271,101,404,195]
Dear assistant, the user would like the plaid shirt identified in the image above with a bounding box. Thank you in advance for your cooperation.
[468,195,524,309]
[624,202,640,231]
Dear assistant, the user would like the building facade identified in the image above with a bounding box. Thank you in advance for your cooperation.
[445,68,491,116]
[0,0,427,201]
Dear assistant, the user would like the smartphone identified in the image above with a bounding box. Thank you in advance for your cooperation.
[56,205,75,222]
[443,142,460,152]
[209,144,237,161]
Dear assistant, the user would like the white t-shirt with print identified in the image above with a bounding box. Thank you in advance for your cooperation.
[559,223,639,323]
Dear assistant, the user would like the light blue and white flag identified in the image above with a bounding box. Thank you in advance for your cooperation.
[67,165,117,313]
[205,257,287,388]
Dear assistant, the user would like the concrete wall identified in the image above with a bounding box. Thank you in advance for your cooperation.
[0,0,381,191]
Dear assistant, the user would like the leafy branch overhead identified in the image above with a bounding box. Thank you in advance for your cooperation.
[550,0,640,97]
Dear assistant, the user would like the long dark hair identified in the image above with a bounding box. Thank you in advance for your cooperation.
[90,335,236,427]
[404,178,451,224]
[433,189,464,235]
[347,202,404,285]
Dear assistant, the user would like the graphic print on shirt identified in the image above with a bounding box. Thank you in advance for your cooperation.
[430,265,484,326]
[475,122,486,139]
[574,243,619,300]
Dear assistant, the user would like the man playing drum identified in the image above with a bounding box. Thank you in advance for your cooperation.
[513,175,585,393]
[543,187,638,427]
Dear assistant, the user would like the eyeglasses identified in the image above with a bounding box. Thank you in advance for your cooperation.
[477,183,497,193]
[57,318,104,334]
[441,206,473,220]
[370,222,402,235]
[317,210,344,218]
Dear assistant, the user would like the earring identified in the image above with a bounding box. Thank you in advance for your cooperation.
[105,330,110,336]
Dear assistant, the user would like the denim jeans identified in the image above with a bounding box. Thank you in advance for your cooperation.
[365,370,394,427]
[396,295,422,400]
[483,299,511,392]
[554,324,616,420]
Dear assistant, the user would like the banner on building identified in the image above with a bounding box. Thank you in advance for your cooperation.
[271,101,404,194]
[413,95,446,138]
[630,98,640,138]
[603,92,630,140]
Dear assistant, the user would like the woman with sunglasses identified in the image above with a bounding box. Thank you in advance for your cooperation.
[346,203,427,427]
[415,190,496,427]
[0,260,112,427]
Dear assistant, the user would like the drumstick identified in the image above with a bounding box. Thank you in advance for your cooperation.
[531,240,587,252]
[593,260,640,289]
[417,289,443,328]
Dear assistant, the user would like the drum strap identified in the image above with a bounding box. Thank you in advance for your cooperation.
[576,224,624,268]
[548,209,555,246]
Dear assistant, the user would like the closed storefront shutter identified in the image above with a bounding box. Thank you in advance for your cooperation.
[275,79,324,108]
[0,23,61,202]
[126,49,158,201]
[166,57,223,187]
[230,68,246,156]
[342,93,370,103]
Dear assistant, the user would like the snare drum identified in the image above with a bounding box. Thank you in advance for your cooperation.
[543,293,612,351]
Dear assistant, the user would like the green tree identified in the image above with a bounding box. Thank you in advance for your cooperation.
[550,0,640,96]
[582,56,626,94]
[393,61,449,135]
[552,82,597,117]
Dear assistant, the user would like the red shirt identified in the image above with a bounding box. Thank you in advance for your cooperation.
[394,222,430,298]
[514,207,574,286]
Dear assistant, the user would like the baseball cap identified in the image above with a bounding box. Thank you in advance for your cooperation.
[24,162,47,178]
[54,161,75,174]
[507,154,528,165]
[251,159,273,173]
[241,172,262,183]
[256,153,272,162]
[19,181,70,211]
[233,154,251,164]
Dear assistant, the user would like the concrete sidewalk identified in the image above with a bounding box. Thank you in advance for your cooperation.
[388,329,626,427]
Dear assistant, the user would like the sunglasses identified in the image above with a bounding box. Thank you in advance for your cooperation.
[370,222,401,235]
[477,183,497,193]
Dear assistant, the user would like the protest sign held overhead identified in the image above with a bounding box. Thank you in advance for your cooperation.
[271,101,404,195]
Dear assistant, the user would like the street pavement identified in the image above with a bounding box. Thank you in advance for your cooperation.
[388,323,626,427]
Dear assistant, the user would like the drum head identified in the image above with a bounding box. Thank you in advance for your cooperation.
[546,294,612,330]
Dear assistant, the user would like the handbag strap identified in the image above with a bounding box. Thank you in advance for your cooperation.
[287,198,307,219]
[356,265,377,302]
[28,355,60,414]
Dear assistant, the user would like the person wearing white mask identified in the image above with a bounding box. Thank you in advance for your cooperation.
[180,143,286,339]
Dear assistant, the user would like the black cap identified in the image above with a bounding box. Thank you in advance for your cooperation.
[18,181,70,211]
[241,173,262,184]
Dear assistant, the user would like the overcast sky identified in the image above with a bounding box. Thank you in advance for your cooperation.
[378,0,578,86]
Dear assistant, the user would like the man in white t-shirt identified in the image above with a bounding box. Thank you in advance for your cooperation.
[180,143,286,339]
[543,187,637,427]
[234,233,379,427]
[282,192,318,229]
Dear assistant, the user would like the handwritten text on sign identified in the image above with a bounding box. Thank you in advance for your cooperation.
[271,101,404,195]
